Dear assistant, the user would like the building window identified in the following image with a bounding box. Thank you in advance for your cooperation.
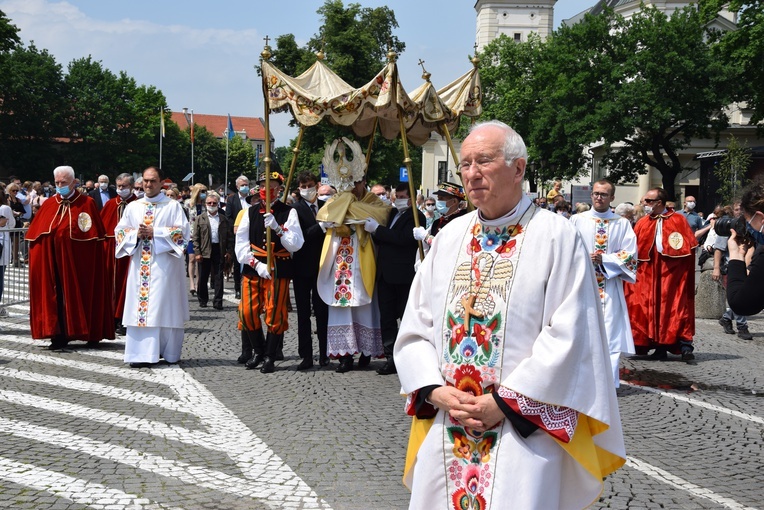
[438,161,448,184]
[514,32,522,42]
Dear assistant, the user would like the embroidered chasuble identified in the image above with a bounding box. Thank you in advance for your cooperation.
[395,197,626,510]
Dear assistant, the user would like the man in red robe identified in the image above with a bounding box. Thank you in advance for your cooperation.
[26,165,115,349]
[625,187,697,361]
[100,172,137,336]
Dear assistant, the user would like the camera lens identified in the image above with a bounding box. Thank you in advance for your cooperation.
[714,217,733,237]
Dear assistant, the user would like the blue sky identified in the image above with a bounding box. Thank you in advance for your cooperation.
[1,0,585,147]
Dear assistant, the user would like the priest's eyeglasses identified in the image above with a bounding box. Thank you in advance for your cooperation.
[591,192,610,198]
[458,157,502,175]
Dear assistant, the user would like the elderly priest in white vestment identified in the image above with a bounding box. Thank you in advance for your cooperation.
[116,167,190,367]
[394,121,625,510]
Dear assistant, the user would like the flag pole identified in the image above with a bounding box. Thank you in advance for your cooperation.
[225,129,229,200]
[159,107,164,169]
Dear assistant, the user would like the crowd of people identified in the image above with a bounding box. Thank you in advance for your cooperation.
[4,118,764,508]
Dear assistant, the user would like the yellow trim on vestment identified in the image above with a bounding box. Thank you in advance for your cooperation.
[317,191,390,299]
[555,415,625,481]
[402,416,434,490]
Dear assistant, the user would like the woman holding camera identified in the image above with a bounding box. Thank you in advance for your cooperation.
[727,183,764,316]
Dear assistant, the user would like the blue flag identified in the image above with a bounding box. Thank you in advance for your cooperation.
[255,149,259,169]
[227,114,235,140]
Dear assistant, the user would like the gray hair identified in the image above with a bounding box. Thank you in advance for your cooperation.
[116,173,134,186]
[98,174,109,182]
[469,120,528,165]
[614,202,634,217]
[236,175,249,186]
[206,190,220,203]
[53,166,75,181]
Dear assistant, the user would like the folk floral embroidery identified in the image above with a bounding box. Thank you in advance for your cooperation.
[616,249,637,274]
[442,211,532,510]
[137,204,155,327]
[332,235,355,306]
[168,227,185,248]
[593,218,609,302]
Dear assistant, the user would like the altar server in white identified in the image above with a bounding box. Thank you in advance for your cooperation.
[570,180,637,387]
[395,121,625,510]
[116,167,190,367]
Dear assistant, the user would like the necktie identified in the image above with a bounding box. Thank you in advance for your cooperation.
[311,204,317,217]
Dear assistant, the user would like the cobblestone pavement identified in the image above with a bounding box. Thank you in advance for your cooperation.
[0,280,762,509]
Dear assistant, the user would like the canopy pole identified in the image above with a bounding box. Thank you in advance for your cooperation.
[364,117,379,175]
[439,122,474,210]
[261,41,273,271]
[282,125,305,201]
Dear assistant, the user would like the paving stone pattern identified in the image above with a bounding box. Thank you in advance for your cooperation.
[0,281,762,509]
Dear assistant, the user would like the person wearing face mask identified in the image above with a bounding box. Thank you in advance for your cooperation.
[317,184,335,202]
[133,177,145,199]
[225,175,252,301]
[100,173,138,336]
[89,174,117,211]
[412,182,468,249]
[422,195,439,228]
[192,191,234,311]
[236,168,304,374]
[26,165,115,350]
[371,183,391,206]
[184,183,207,297]
[679,195,704,234]
[625,187,698,362]
[726,183,764,317]
[364,183,426,375]
[288,171,330,370]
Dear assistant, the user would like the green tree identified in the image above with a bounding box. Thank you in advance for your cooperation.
[715,136,752,204]
[267,0,418,187]
[0,43,67,178]
[507,7,736,199]
[0,9,20,53]
[226,135,256,184]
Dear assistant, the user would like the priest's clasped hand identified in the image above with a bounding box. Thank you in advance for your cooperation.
[138,224,153,239]
[364,217,379,233]
[429,386,504,433]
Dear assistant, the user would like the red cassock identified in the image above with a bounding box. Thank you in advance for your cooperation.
[625,209,697,354]
[100,194,136,319]
[25,191,115,342]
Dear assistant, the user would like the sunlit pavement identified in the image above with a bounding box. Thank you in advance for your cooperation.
[0,280,762,509]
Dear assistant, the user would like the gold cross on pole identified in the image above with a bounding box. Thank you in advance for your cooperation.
[264,35,271,47]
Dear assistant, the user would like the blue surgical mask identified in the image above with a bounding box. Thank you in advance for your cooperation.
[435,200,449,215]
[200,192,207,200]
[56,186,71,197]
[239,186,250,195]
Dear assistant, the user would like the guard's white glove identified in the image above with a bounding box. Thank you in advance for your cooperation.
[263,213,281,234]
[255,261,272,280]
[412,226,427,241]
[318,221,335,233]
[364,217,379,233]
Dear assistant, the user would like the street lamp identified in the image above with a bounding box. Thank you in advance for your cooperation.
[182,107,194,185]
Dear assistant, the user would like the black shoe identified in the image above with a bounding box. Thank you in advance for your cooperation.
[648,348,667,360]
[737,326,753,340]
[260,357,275,373]
[336,356,353,373]
[199,302,208,308]
[377,360,397,375]
[319,356,330,367]
[245,354,265,370]
[719,318,735,335]
[115,325,127,336]
[235,291,241,299]
[296,358,314,371]
[49,337,68,350]
[275,351,285,361]
[681,350,695,361]
[190,290,196,296]
[358,354,371,368]
[213,303,223,310]
[129,362,153,368]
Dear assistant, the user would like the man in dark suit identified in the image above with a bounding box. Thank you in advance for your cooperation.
[225,175,251,299]
[364,182,426,375]
[192,191,234,310]
[290,171,330,370]
[89,174,117,210]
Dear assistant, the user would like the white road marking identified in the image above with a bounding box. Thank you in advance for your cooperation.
[626,456,758,510]
[0,456,180,510]
[620,381,764,425]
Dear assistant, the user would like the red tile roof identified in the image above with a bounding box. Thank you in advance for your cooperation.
[170,112,268,142]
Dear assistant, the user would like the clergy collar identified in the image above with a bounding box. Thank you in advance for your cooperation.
[144,193,167,204]
[477,195,532,227]
[591,208,616,219]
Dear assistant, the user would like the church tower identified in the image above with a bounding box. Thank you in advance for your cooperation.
[475,0,558,50]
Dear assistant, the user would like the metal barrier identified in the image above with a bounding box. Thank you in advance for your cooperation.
[1,228,30,310]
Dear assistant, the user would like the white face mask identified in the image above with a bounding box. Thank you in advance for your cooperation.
[300,186,317,201]
[394,198,410,210]
[644,205,653,215]
[99,182,108,191]
[134,189,145,199]
[377,195,391,205]
[686,201,695,210]
[318,194,331,202]
[117,188,132,199]
[425,204,435,212]
[206,205,218,214]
